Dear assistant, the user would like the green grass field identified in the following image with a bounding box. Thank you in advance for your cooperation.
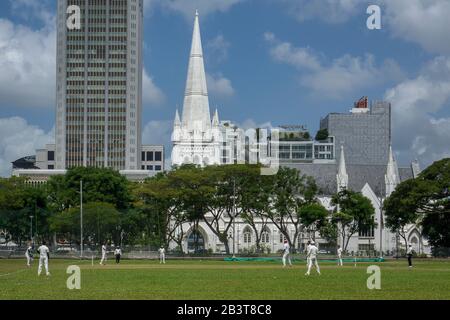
[1,258,449,300]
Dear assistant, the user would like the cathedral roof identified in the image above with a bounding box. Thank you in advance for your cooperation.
[181,11,211,133]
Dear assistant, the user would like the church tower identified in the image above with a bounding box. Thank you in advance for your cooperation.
[171,11,221,167]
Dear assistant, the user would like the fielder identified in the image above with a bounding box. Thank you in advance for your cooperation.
[282,240,292,267]
[337,246,343,266]
[407,244,413,268]
[37,241,50,277]
[100,243,108,265]
[25,242,34,267]
[158,246,166,264]
[305,241,311,266]
[115,246,122,264]
[305,241,321,276]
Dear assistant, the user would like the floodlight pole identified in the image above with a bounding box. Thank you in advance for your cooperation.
[80,180,83,259]
[232,178,236,259]
[29,216,33,242]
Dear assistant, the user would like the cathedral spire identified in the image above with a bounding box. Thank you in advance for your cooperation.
[181,10,211,133]
[385,145,400,196]
[212,109,219,127]
[174,109,181,126]
[337,145,349,192]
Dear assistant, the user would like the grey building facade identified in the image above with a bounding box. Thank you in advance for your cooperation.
[320,101,391,166]
[55,0,143,171]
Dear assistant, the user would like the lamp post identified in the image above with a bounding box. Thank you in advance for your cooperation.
[80,180,84,259]
[232,178,236,258]
[29,216,33,242]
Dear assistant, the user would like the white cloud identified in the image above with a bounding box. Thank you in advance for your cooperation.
[278,0,363,24]
[206,34,230,64]
[265,33,404,99]
[0,117,54,177]
[143,69,165,107]
[0,18,56,109]
[385,56,450,166]
[207,73,235,98]
[384,0,450,55]
[146,0,246,19]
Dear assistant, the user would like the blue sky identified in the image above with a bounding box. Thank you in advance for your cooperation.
[0,0,449,176]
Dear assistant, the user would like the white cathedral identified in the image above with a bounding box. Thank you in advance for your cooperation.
[170,12,430,256]
[172,11,222,167]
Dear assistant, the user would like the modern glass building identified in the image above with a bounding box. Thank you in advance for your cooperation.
[55,0,143,170]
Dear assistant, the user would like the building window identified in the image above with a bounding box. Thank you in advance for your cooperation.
[261,231,270,243]
[141,152,145,162]
[48,165,55,170]
[146,152,153,161]
[147,166,153,171]
[155,151,162,162]
[279,233,287,243]
[48,151,55,161]
[243,229,252,244]
[155,165,162,171]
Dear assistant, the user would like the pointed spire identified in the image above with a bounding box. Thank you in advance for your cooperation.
[174,109,181,127]
[337,145,349,192]
[181,10,211,133]
[212,109,219,127]
[385,145,400,196]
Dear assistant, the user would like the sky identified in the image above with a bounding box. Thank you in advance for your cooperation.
[0,0,449,177]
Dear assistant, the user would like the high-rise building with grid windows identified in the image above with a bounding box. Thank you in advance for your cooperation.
[55,0,143,170]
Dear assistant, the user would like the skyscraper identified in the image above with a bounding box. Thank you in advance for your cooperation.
[55,0,143,170]
[320,100,391,166]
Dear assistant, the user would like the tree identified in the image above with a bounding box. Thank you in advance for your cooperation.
[315,129,329,141]
[0,177,50,245]
[49,202,120,246]
[331,189,376,251]
[384,158,450,255]
[383,179,421,248]
[239,168,273,253]
[298,203,329,241]
[47,167,133,213]
[265,167,319,251]
[135,172,188,251]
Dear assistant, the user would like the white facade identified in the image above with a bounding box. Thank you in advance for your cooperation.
[168,148,430,256]
[171,12,221,167]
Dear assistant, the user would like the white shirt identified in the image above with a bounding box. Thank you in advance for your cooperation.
[114,249,121,255]
[306,244,311,255]
[407,247,413,255]
[25,246,33,257]
[102,245,107,255]
[37,245,49,259]
[159,248,165,255]
[283,243,290,254]
[308,245,319,259]
[337,248,343,256]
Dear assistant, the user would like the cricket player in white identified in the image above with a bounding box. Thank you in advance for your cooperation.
[305,241,321,276]
[282,240,292,267]
[25,242,33,267]
[337,246,343,266]
[305,241,311,266]
[100,243,107,265]
[159,246,166,264]
[37,241,50,276]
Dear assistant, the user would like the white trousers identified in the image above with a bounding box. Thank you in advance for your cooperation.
[338,255,343,266]
[160,254,166,264]
[307,257,320,274]
[282,252,292,266]
[26,254,33,266]
[38,256,49,276]
[100,253,107,264]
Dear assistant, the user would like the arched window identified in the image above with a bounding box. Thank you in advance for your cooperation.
[243,227,252,244]
[261,228,270,243]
